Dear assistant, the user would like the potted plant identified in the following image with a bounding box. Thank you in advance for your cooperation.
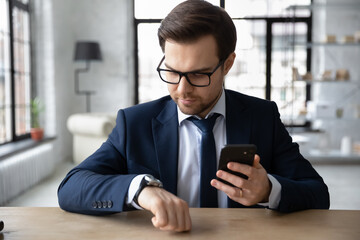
[30,97,45,141]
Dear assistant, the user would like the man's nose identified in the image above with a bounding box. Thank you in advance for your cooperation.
[177,75,193,93]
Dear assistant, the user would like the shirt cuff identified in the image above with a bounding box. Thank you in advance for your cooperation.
[258,174,282,209]
[126,174,147,210]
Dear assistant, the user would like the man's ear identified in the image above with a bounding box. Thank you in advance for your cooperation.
[223,52,236,75]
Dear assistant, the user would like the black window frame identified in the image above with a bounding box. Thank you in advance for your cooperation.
[0,0,32,146]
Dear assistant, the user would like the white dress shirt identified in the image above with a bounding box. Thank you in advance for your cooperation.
[127,89,281,209]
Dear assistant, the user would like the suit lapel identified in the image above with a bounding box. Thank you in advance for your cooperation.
[225,90,252,145]
[152,100,179,195]
[225,91,253,208]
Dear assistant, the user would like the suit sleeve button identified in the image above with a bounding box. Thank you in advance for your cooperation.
[92,201,98,208]
[96,201,102,208]
[107,200,113,208]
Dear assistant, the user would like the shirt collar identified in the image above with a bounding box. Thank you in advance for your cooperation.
[178,88,226,125]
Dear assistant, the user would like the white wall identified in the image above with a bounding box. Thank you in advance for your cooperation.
[31,0,134,164]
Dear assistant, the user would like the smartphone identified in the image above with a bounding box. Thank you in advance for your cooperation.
[217,144,257,185]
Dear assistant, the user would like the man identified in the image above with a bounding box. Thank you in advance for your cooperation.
[58,0,329,233]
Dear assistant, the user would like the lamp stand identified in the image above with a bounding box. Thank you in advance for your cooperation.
[74,61,96,112]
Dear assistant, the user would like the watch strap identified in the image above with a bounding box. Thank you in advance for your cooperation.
[133,175,162,206]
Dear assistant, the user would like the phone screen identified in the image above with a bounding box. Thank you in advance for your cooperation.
[217,144,257,185]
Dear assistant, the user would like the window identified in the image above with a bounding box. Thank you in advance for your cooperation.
[226,19,311,126]
[134,0,312,126]
[134,0,221,103]
[0,0,31,145]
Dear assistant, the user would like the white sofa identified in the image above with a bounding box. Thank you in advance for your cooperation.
[67,113,116,164]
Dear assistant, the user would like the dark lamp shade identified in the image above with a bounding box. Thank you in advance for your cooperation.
[74,41,102,61]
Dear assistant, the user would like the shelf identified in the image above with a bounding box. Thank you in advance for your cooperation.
[286,3,360,11]
[294,80,360,84]
[304,149,360,164]
[290,42,360,48]
[313,118,360,121]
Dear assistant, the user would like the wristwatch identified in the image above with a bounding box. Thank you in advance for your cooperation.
[133,174,163,206]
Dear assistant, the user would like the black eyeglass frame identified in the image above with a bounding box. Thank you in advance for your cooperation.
[156,56,225,87]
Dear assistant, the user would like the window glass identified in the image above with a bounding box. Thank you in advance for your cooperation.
[135,0,220,19]
[0,0,9,33]
[0,72,11,143]
[12,9,30,42]
[0,0,11,144]
[13,6,31,136]
[225,20,266,99]
[225,0,311,18]
[15,73,30,136]
[1,33,11,71]
[270,0,311,17]
[23,42,30,73]
[137,23,167,103]
[271,22,308,125]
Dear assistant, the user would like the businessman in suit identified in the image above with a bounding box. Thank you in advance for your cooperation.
[58,0,329,232]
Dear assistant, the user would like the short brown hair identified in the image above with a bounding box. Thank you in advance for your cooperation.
[158,0,237,61]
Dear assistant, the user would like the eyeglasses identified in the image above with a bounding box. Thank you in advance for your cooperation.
[156,56,224,87]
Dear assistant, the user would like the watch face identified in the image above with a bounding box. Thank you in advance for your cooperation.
[144,175,163,188]
[144,175,154,182]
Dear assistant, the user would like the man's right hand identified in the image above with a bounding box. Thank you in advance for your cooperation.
[137,186,192,232]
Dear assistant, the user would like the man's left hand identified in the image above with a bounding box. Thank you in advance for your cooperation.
[211,154,271,206]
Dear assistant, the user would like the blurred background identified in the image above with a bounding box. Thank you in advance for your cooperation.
[0,0,359,209]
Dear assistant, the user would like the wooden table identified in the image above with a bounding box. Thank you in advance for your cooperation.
[0,207,359,240]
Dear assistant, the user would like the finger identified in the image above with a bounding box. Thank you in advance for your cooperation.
[211,179,253,206]
[253,154,262,169]
[173,200,186,232]
[239,188,243,198]
[216,170,248,189]
[184,208,192,231]
[167,205,179,231]
[169,202,191,232]
[160,208,190,232]
[227,154,262,175]
[227,162,252,179]
[176,204,191,232]
[151,205,169,229]
[158,202,179,231]
[171,200,191,232]
[211,179,244,200]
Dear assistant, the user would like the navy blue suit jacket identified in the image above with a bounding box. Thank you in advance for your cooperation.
[58,90,329,215]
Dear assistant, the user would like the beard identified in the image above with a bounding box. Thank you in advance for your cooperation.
[171,90,222,118]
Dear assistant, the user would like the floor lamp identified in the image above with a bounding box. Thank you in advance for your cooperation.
[74,41,102,112]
